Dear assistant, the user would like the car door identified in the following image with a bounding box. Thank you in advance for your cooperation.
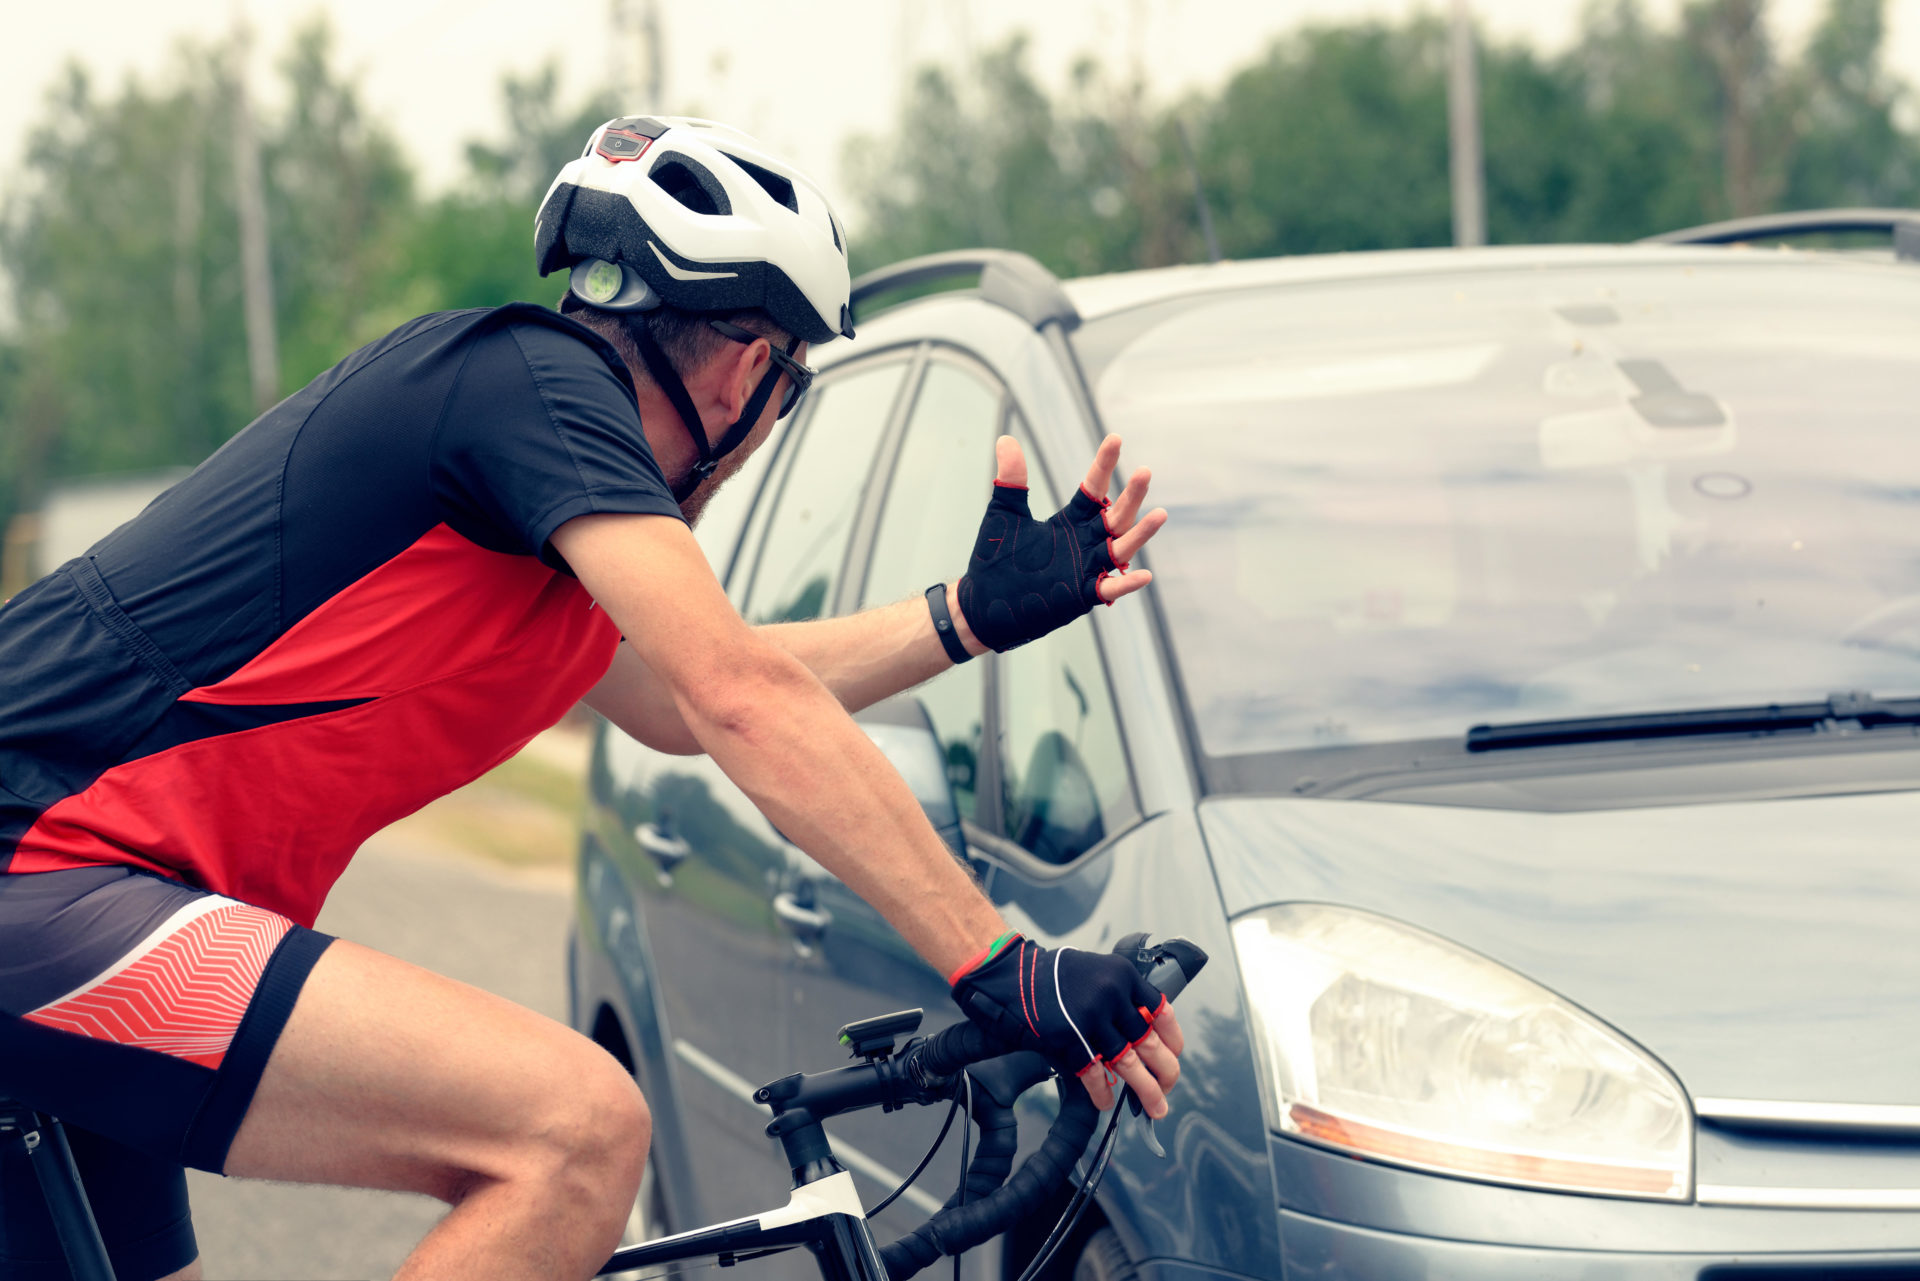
[608,353,912,1235]
[970,429,1139,937]
[774,352,1013,1218]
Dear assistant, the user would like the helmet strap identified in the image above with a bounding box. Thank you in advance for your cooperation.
[629,321,792,504]
[628,323,720,504]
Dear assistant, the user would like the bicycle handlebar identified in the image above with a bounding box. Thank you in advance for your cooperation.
[907,933,1205,1083]
[752,936,1206,1281]
[876,934,1208,1281]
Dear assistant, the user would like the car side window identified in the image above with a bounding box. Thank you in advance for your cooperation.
[693,409,792,580]
[995,441,1135,865]
[860,359,1001,822]
[738,360,907,623]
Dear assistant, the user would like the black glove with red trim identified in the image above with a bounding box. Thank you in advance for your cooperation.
[949,932,1169,1082]
[955,482,1124,653]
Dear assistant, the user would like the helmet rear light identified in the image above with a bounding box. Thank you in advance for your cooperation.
[596,131,654,164]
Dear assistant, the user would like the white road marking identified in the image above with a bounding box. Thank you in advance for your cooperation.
[672,1038,946,1216]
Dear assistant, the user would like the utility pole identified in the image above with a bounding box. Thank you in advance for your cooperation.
[1447,0,1487,248]
[640,0,663,110]
[1175,120,1222,263]
[230,20,279,413]
[609,0,665,108]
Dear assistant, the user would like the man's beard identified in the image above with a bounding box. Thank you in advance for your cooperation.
[675,447,750,527]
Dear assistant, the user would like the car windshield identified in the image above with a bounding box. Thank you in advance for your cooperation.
[1082,258,1920,759]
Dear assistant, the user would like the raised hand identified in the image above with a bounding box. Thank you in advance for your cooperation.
[956,435,1168,652]
[1066,433,1165,603]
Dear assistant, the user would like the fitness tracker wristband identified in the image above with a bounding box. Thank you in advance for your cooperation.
[925,583,973,665]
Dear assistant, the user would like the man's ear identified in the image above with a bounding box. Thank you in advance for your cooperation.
[722,335,772,420]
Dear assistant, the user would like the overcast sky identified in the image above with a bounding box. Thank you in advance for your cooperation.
[4,0,1918,223]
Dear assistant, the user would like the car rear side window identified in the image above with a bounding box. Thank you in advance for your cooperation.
[860,358,1002,822]
[737,360,906,624]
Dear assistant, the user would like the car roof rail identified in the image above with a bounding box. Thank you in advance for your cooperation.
[1641,207,1920,261]
[849,248,1082,332]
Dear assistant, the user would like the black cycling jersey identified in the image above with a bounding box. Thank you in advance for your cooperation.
[0,303,681,926]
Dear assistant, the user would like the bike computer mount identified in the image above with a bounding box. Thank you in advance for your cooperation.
[836,1008,923,1061]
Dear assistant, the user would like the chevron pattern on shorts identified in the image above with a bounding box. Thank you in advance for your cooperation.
[24,901,292,1069]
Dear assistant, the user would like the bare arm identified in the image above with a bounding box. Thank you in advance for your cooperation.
[552,509,1005,977]
[586,434,1165,754]
[585,585,977,755]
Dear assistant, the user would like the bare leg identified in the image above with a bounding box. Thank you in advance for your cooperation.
[223,940,648,1281]
[157,1261,202,1281]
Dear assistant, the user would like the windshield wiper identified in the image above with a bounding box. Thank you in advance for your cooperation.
[1465,690,1920,753]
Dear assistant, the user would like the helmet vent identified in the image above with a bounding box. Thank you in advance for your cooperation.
[648,155,731,217]
[729,155,799,214]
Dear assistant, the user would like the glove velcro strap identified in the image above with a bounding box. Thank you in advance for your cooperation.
[947,929,1022,986]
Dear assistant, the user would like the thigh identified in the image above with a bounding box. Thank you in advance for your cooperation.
[0,867,332,1172]
[0,866,322,1281]
[223,937,646,1199]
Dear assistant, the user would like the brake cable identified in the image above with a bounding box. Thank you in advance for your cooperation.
[1011,1093,1126,1281]
[954,1073,972,1281]
[868,1085,965,1221]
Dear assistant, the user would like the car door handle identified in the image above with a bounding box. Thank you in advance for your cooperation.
[635,823,690,866]
[771,892,832,940]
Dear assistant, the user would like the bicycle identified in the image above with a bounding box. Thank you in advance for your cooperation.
[2,934,1206,1281]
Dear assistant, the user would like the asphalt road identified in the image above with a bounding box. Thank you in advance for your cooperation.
[184,836,574,1280]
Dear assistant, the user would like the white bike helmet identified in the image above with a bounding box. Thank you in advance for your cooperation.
[535,115,854,345]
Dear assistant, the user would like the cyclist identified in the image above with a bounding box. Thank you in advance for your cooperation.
[0,117,1182,1281]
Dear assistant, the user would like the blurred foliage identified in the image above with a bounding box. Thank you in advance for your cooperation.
[0,19,610,544]
[846,0,1920,274]
[3,0,1918,545]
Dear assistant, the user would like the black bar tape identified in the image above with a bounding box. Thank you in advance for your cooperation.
[879,1081,1100,1281]
[915,1021,998,1079]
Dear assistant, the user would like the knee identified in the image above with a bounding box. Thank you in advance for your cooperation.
[529,1042,650,1204]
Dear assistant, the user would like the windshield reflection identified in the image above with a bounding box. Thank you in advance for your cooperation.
[1087,261,1920,757]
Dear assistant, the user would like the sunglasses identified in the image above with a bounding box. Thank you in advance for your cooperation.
[708,320,814,419]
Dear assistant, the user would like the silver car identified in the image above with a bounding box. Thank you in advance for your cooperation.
[571,213,1920,1279]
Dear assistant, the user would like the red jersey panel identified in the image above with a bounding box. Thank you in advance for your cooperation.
[0,306,682,923]
[14,527,620,925]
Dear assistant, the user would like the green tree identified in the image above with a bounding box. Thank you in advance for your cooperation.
[266,21,417,388]
[845,0,1920,276]
[1,54,252,492]
[844,36,1195,278]
[401,65,620,316]
[1545,1,1723,239]
[1202,20,1455,256]
[0,22,574,543]
[1783,0,1920,208]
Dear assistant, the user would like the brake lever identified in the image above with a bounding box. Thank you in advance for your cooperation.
[1118,1087,1167,1158]
[1111,932,1207,1158]
[1139,1113,1167,1158]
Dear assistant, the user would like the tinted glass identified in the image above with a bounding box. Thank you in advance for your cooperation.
[860,360,1001,822]
[693,412,793,580]
[862,362,1001,608]
[997,450,1134,863]
[740,361,906,624]
[1085,261,1920,757]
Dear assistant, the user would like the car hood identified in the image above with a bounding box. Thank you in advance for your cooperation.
[1200,788,1920,1107]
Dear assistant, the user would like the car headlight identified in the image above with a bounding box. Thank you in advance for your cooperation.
[1232,903,1692,1200]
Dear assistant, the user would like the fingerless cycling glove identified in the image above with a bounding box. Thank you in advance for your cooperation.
[955,483,1125,653]
[949,932,1168,1079]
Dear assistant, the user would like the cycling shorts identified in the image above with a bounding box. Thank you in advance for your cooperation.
[0,866,333,1281]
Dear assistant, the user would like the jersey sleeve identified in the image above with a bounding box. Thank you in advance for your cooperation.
[430,318,685,572]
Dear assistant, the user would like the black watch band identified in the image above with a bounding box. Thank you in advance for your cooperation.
[925,583,973,665]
